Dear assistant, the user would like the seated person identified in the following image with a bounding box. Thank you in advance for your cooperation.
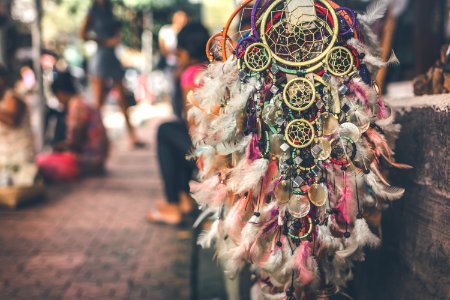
[0,65,37,188]
[146,23,210,225]
[37,72,109,181]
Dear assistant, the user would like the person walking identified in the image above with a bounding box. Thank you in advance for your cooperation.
[80,0,143,148]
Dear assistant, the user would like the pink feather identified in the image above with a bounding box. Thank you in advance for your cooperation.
[261,160,279,198]
[247,133,261,161]
[376,96,388,119]
[365,129,413,169]
[348,79,371,105]
[226,194,252,242]
[211,183,229,206]
[190,175,220,193]
[248,214,279,263]
[294,242,315,285]
[335,172,352,224]
[365,128,391,158]
[190,175,229,207]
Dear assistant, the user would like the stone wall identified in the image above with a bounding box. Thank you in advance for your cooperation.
[350,96,450,300]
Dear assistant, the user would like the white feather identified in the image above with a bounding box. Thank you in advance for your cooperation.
[359,0,388,25]
[278,204,286,226]
[335,243,358,259]
[318,224,342,250]
[353,218,381,248]
[263,248,284,272]
[190,175,220,206]
[198,219,220,248]
[261,292,287,300]
[209,113,238,144]
[197,146,217,178]
[223,222,261,278]
[347,38,399,69]
[229,159,269,194]
[366,172,405,201]
[363,50,400,68]
[336,218,381,259]
[193,206,216,228]
[216,135,252,156]
[226,78,257,113]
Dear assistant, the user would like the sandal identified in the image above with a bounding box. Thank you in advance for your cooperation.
[146,208,182,226]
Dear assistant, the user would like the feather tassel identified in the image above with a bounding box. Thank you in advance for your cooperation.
[335,172,352,224]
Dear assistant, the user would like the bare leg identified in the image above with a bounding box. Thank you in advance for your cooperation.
[112,79,139,145]
[91,77,105,109]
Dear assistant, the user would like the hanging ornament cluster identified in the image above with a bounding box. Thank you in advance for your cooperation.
[189,0,411,298]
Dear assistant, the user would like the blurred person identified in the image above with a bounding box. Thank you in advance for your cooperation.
[37,72,109,181]
[0,64,37,187]
[158,10,189,118]
[147,23,210,225]
[80,0,144,148]
[158,10,189,70]
[0,2,18,75]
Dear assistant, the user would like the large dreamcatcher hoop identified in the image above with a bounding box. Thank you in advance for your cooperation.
[285,119,315,149]
[260,0,339,68]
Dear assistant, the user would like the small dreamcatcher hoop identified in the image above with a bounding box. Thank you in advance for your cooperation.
[260,0,339,68]
[335,7,358,38]
[325,46,355,77]
[283,77,316,111]
[244,42,272,72]
[222,0,254,61]
[206,33,234,63]
[330,137,357,165]
[286,215,313,241]
[285,119,315,149]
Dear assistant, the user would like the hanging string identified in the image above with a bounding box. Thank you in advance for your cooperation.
[355,173,361,217]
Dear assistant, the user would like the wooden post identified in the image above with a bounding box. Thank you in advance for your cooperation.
[142,10,153,75]
[31,0,45,148]
[375,11,396,93]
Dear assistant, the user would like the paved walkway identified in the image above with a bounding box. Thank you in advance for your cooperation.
[0,120,226,300]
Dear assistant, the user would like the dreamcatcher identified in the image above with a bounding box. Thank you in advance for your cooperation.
[192,0,410,299]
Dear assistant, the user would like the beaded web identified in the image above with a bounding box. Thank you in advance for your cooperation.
[330,138,356,165]
[245,43,272,72]
[326,46,354,76]
[285,119,315,148]
[283,77,316,111]
[262,0,337,67]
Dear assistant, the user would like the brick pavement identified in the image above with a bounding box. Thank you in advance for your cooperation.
[0,120,227,300]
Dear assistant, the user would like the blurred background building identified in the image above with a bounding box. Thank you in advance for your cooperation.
[0,0,448,84]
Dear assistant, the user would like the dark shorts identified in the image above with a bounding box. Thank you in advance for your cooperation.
[89,47,124,80]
